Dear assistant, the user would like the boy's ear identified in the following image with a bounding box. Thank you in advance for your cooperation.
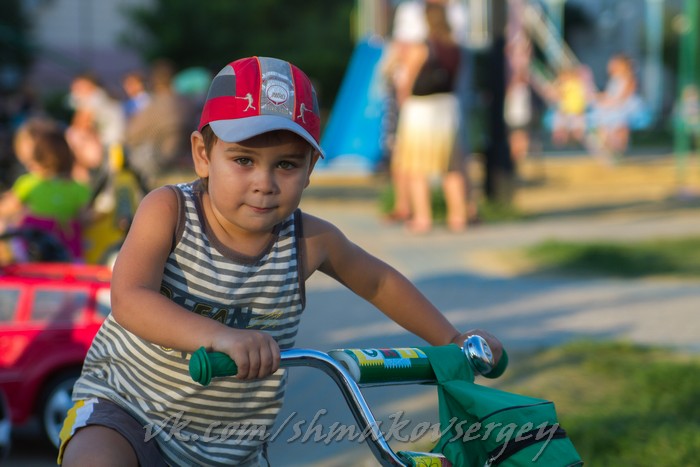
[191,130,210,178]
[304,151,321,188]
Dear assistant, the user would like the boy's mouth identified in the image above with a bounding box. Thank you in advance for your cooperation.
[249,205,275,214]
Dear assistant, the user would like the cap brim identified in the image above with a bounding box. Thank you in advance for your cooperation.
[209,116,325,158]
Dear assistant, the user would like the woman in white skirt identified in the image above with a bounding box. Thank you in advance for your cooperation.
[392,1,467,233]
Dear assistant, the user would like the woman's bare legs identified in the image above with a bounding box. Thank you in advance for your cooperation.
[388,165,412,222]
[443,170,467,232]
[406,171,467,233]
[407,174,432,233]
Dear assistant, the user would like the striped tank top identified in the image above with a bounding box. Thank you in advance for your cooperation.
[73,181,306,466]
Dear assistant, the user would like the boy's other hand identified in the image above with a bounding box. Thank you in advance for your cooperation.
[212,329,281,380]
[451,329,503,365]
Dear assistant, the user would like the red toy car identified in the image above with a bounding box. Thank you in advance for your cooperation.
[0,262,111,447]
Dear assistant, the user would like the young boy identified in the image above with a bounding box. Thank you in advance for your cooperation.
[59,56,503,467]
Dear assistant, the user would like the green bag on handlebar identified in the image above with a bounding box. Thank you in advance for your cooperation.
[423,346,583,467]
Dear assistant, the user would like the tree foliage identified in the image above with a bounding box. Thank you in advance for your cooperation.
[0,0,33,82]
[120,0,355,109]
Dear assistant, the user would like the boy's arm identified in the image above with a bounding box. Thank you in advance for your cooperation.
[303,214,503,360]
[110,187,279,379]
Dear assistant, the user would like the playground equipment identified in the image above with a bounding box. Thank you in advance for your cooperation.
[317,37,388,174]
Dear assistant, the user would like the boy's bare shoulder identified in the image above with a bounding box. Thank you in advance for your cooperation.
[141,185,178,205]
[300,211,345,239]
[119,185,180,259]
[133,185,180,221]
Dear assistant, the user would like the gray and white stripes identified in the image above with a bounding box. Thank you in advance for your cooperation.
[73,182,305,466]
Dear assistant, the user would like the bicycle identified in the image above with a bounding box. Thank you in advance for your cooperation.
[189,335,507,467]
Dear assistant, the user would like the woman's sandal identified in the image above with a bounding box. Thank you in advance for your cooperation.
[383,211,411,225]
[447,217,467,233]
[405,219,432,234]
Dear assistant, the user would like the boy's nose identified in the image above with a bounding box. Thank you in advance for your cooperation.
[251,169,278,194]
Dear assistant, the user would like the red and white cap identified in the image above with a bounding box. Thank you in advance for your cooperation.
[198,56,324,156]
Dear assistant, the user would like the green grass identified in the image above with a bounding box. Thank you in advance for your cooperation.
[525,237,700,277]
[498,341,700,466]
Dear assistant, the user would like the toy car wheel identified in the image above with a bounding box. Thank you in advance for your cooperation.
[0,389,11,461]
[39,371,80,448]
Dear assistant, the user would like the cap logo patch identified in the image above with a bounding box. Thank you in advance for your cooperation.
[266,80,289,106]
[259,58,295,118]
[262,75,292,115]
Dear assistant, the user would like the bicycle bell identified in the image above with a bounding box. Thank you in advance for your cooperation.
[463,335,494,375]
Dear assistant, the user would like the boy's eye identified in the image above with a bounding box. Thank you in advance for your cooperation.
[234,157,253,166]
[277,160,297,170]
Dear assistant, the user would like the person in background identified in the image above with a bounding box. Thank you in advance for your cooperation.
[121,71,151,120]
[548,66,590,148]
[391,1,468,233]
[65,108,103,185]
[68,72,126,188]
[675,83,700,152]
[504,68,532,161]
[124,59,192,190]
[0,118,91,262]
[0,80,44,189]
[381,0,472,227]
[590,54,639,163]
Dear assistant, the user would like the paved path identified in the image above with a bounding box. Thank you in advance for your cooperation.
[299,196,700,354]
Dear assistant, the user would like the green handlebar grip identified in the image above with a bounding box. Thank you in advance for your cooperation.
[483,349,508,379]
[189,347,238,386]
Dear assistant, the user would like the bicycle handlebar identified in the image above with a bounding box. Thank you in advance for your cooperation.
[187,336,508,467]
[189,335,507,386]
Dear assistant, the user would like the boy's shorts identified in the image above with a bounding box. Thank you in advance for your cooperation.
[58,397,167,466]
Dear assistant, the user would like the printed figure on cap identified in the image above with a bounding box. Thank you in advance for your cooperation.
[58,55,504,467]
[235,92,256,111]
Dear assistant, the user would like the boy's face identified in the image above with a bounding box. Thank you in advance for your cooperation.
[192,130,319,235]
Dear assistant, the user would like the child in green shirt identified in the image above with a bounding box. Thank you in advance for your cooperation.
[0,118,91,261]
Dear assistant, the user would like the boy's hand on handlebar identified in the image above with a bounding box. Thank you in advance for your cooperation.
[452,329,503,364]
[211,329,280,380]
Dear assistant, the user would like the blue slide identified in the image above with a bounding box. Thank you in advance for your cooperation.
[317,37,388,174]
